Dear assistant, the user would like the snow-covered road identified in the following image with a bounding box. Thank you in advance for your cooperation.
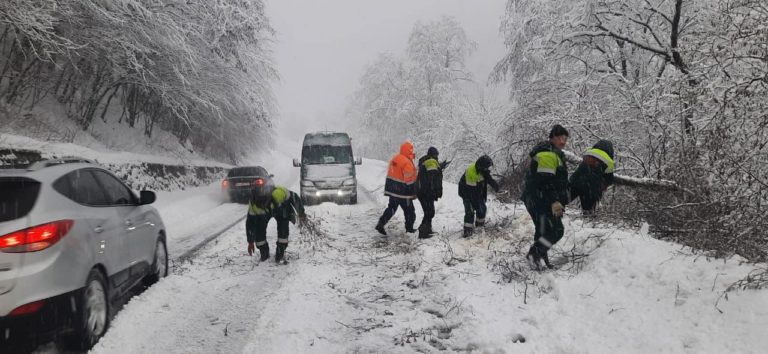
[84,157,768,354]
[152,185,244,260]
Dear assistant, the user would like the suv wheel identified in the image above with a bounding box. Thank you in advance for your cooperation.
[143,238,168,286]
[66,269,109,350]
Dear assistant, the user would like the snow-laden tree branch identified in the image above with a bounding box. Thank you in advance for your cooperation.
[0,0,277,162]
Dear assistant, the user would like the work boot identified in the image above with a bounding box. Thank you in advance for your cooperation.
[427,222,436,235]
[527,243,552,270]
[526,244,541,270]
[418,225,433,239]
[405,225,417,233]
[275,243,287,263]
[258,244,270,262]
[375,223,387,236]
[463,226,473,238]
[475,220,485,228]
[541,248,554,269]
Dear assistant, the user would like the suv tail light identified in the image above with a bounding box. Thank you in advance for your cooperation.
[222,180,230,189]
[0,220,74,253]
[8,299,46,316]
[254,178,265,186]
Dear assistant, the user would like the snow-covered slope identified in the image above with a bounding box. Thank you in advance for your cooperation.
[0,133,229,167]
[0,99,210,165]
[86,155,768,354]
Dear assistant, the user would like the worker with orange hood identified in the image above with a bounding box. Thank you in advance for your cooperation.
[375,140,418,235]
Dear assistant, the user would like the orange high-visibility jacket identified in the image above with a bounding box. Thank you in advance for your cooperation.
[384,141,417,199]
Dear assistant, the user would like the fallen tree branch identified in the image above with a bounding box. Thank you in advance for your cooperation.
[563,149,692,195]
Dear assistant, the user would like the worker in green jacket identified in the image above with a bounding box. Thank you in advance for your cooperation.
[521,125,570,269]
[458,155,499,238]
[570,139,616,214]
[246,179,305,263]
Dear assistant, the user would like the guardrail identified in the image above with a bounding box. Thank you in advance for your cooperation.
[0,148,228,191]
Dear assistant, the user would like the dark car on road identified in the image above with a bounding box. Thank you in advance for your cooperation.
[221,166,272,203]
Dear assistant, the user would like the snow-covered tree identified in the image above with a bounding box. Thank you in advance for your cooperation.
[493,0,768,261]
[349,16,510,179]
[0,0,276,162]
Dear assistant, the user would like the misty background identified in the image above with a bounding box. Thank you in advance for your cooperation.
[2,0,768,263]
[266,0,507,141]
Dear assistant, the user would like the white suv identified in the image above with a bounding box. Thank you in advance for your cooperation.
[0,158,168,351]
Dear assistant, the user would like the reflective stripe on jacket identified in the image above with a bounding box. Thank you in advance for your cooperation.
[417,155,443,200]
[248,186,305,221]
[458,162,497,202]
[584,148,615,173]
[533,151,562,175]
[464,163,484,186]
[521,141,569,211]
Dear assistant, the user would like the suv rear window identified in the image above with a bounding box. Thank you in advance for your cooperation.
[227,167,267,178]
[0,178,42,222]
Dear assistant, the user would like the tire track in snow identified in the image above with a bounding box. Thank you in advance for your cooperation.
[238,184,480,353]
[174,214,245,263]
[165,201,247,260]
[92,222,293,354]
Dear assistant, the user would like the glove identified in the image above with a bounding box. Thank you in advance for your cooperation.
[436,191,442,200]
[297,213,308,227]
[551,202,564,217]
[247,242,255,256]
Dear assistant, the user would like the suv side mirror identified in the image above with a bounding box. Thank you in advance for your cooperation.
[354,157,362,165]
[293,158,301,167]
[139,190,156,205]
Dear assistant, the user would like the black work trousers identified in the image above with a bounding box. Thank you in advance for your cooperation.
[418,196,435,230]
[378,196,416,230]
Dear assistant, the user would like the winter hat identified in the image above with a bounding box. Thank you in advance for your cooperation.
[549,124,569,139]
[250,180,275,207]
[592,139,615,159]
[476,155,493,171]
[427,146,439,157]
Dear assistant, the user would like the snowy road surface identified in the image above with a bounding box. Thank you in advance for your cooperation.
[86,158,768,354]
[152,185,244,260]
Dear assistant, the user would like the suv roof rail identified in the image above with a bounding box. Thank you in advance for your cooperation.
[309,131,347,135]
[27,157,97,171]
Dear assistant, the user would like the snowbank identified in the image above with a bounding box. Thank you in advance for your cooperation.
[0,133,230,191]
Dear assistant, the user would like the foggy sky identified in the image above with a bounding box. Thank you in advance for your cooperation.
[265,0,508,140]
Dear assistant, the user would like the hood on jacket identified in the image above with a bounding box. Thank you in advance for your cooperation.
[400,140,415,159]
[592,139,615,159]
[476,154,493,171]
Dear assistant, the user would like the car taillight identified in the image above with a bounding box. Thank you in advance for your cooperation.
[254,178,264,186]
[222,180,230,189]
[8,299,46,316]
[0,220,74,253]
